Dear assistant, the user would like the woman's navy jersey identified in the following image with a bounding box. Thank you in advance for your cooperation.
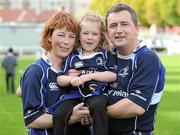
[20,54,66,135]
[108,42,166,134]
[60,49,117,97]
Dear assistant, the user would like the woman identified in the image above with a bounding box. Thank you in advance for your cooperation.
[19,11,90,135]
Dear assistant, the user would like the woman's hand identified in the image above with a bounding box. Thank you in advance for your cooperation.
[81,114,92,126]
[69,102,91,125]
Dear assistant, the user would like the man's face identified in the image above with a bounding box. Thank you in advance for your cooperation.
[106,10,139,49]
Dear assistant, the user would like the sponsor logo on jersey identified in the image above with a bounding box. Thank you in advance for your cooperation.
[96,57,103,66]
[75,61,84,68]
[49,82,59,91]
[118,66,129,77]
[81,70,95,75]
[130,93,146,101]
[108,89,128,97]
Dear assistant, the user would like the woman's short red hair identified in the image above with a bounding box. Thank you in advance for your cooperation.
[40,11,78,51]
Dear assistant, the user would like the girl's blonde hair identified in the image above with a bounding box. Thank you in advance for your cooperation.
[78,12,109,51]
[40,11,78,51]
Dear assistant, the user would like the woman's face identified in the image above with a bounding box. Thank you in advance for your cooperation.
[48,27,76,58]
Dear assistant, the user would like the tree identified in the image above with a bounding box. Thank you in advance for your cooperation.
[89,0,119,16]
[157,0,180,26]
[89,0,180,26]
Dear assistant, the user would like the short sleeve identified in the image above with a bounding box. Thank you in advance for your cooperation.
[127,52,160,110]
[20,64,45,126]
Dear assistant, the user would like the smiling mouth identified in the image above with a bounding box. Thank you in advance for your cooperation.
[86,42,93,45]
[115,36,126,39]
[60,47,69,52]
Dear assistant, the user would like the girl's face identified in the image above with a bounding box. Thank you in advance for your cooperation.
[80,21,101,55]
[48,27,76,58]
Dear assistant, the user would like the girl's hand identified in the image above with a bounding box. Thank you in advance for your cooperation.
[80,74,93,83]
[71,77,83,87]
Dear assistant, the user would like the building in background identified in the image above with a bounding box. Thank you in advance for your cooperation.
[0,0,91,56]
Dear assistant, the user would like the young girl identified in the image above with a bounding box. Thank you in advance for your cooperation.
[54,13,117,135]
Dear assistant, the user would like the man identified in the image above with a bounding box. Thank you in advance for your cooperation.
[2,48,17,94]
[105,4,165,135]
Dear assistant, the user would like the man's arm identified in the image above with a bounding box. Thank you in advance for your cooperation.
[107,98,145,119]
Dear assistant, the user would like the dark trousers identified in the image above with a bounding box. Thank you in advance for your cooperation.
[53,99,90,135]
[53,95,108,135]
[6,73,15,94]
[86,95,108,135]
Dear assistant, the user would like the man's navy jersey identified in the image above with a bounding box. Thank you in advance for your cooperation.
[108,42,165,134]
[20,54,66,135]
[60,49,117,97]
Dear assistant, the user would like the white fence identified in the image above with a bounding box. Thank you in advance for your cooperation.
[0,23,43,57]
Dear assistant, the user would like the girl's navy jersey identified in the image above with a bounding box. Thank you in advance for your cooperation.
[108,42,165,134]
[60,49,117,97]
[20,54,66,135]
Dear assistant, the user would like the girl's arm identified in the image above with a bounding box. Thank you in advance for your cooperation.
[57,75,74,87]
[80,71,117,83]
[57,75,84,87]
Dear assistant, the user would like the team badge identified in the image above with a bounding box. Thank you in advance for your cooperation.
[49,82,59,91]
[96,57,103,66]
[75,61,84,68]
[118,66,129,77]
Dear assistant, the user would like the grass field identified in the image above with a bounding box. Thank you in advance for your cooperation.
[0,54,180,135]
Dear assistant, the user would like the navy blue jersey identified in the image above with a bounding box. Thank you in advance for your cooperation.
[60,49,117,97]
[20,54,67,135]
[108,43,165,133]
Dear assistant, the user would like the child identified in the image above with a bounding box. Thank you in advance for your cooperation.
[53,13,117,135]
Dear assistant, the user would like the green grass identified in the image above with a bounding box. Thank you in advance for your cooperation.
[0,54,180,135]
[0,57,35,135]
[154,54,180,135]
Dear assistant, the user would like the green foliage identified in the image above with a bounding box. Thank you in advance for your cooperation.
[89,0,119,16]
[176,0,180,16]
[157,0,180,26]
[89,0,180,26]
[0,55,180,134]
